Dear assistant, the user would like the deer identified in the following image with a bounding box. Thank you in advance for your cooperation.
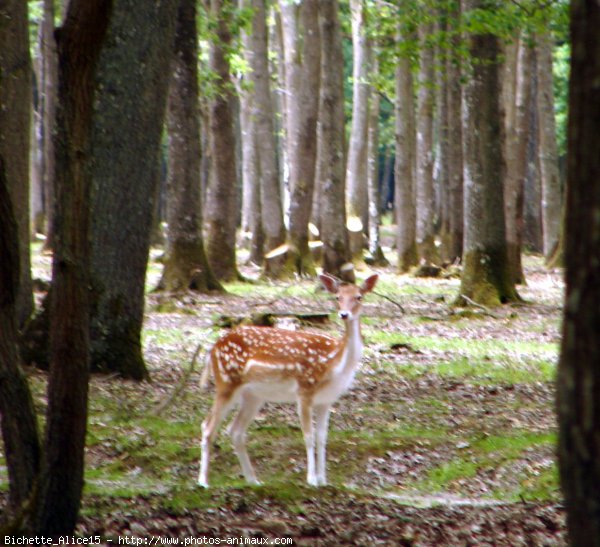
[197,272,379,487]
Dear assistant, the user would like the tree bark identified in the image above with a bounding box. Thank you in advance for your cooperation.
[158,0,222,293]
[0,0,34,326]
[29,0,111,535]
[345,0,370,258]
[281,0,321,276]
[415,21,438,264]
[445,0,463,263]
[204,0,240,282]
[395,31,418,273]
[0,158,41,514]
[366,56,388,266]
[317,0,353,282]
[557,1,600,544]
[458,0,519,307]
[536,30,562,263]
[89,0,178,380]
[503,34,531,285]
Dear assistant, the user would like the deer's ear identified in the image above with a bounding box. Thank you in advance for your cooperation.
[319,273,340,294]
[360,274,379,294]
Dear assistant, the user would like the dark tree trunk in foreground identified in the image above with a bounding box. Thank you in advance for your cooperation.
[29,1,112,536]
[89,0,178,380]
[458,0,519,307]
[0,159,41,514]
[0,0,34,326]
[158,0,222,293]
[557,1,600,544]
[317,0,354,282]
[204,0,240,281]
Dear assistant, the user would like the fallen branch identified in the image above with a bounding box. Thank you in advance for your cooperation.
[373,291,405,314]
[457,294,501,319]
[151,342,203,416]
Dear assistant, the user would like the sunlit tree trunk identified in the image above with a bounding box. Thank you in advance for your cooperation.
[557,1,600,543]
[317,0,353,282]
[158,0,221,293]
[346,0,370,258]
[204,0,240,281]
[415,21,438,265]
[246,0,285,276]
[503,33,532,284]
[458,0,519,307]
[445,0,463,263]
[281,0,321,276]
[366,55,388,266]
[0,0,34,326]
[536,30,562,263]
[395,31,417,273]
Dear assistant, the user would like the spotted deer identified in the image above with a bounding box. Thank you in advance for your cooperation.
[198,273,379,487]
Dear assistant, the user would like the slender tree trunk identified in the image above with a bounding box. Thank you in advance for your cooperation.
[458,0,519,307]
[395,35,418,273]
[89,0,178,380]
[415,21,438,265]
[346,0,370,258]
[204,0,240,281]
[446,0,463,263]
[536,30,562,262]
[246,0,285,276]
[367,57,388,266]
[237,60,264,265]
[0,0,34,327]
[40,0,58,249]
[504,34,531,284]
[557,1,600,543]
[158,0,222,292]
[281,0,321,276]
[29,1,111,535]
[317,0,353,282]
[0,158,41,514]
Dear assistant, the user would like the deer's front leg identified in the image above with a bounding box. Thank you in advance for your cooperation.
[314,404,331,486]
[298,396,318,486]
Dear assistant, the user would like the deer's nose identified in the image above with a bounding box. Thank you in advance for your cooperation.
[339,311,350,320]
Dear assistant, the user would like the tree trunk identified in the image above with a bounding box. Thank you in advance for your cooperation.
[0,0,34,327]
[458,0,519,307]
[503,34,531,285]
[317,0,353,282]
[0,158,41,514]
[345,0,370,258]
[29,1,111,535]
[246,0,285,277]
[415,21,438,265]
[89,0,178,380]
[158,0,222,293]
[395,32,418,273]
[536,30,562,263]
[557,1,600,544]
[367,56,388,266]
[281,0,321,276]
[204,0,240,282]
[40,0,58,249]
[238,61,264,265]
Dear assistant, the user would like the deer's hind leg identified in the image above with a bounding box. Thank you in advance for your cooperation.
[228,392,264,484]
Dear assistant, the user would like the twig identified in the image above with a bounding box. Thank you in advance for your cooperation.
[457,294,501,318]
[151,342,203,416]
[373,290,405,313]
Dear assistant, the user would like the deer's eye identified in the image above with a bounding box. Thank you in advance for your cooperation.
[357,295,362,301]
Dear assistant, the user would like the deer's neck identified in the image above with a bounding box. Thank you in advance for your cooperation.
[335,317,363,374]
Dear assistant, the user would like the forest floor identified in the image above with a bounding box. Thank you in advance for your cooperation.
[6,248,566,545]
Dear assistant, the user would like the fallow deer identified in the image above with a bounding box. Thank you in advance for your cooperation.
[198,272,378,487]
